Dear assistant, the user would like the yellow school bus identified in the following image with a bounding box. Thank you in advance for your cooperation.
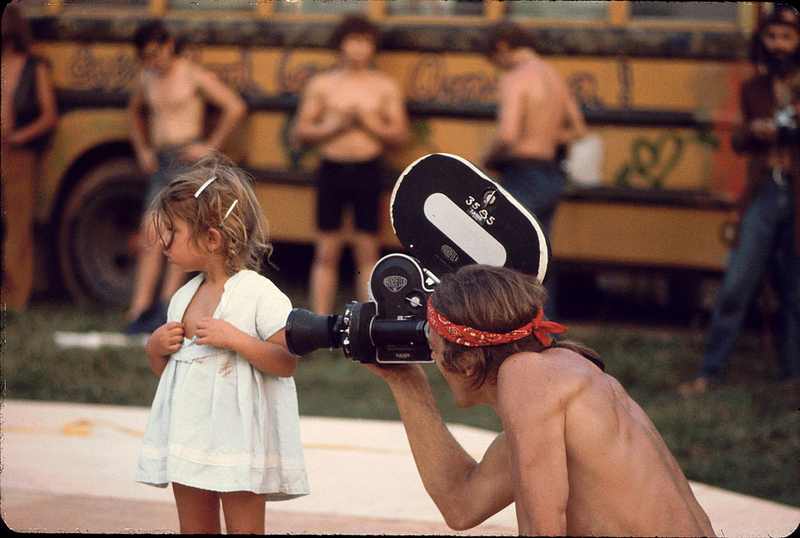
[11,0,760,306]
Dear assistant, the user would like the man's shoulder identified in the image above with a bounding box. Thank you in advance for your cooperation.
[497,350,597,422]
[368,69,399,84]
[502,348,602,393]
[309,68,339,82]
[303,69,340,92]
[500,348,591,385]
[179,58,220,85]
[502,60,557,89]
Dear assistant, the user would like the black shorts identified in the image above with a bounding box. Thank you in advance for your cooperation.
[316,158,384,233]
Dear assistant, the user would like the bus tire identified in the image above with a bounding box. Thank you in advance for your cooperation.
[57,157,147,306]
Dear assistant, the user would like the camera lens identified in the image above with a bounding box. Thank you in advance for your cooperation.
[285,309,341,356]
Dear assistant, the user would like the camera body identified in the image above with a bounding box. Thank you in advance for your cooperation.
[284,153,548,364]
[285,253,436,363]
[774,105,800,143]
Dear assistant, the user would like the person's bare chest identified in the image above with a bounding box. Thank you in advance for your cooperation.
[322,75,385,112]
[183,281,223,338]
[144,66,198,112]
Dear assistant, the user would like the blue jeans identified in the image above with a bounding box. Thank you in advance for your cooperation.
[701,174,800,382]
[500,160,564,238]
[500,160,565,321]
[142,142,196,212]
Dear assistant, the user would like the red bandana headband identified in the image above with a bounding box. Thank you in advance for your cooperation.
[426,297,568,347]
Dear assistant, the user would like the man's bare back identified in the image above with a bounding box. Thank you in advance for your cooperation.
[297,69,405,163]
[497,348,716,536]
[483,48,585,169]
[495,54,585,162]
[499,56,576,161]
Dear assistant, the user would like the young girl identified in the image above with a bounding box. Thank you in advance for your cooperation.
[136,154,308,534]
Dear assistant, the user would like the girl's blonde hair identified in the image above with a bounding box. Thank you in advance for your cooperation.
[150,153,273,275]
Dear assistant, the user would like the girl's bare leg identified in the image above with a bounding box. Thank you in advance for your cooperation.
[172,483,221,534]
[220,490,267,534]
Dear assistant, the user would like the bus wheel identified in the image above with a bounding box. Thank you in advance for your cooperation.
[58,157,146,306]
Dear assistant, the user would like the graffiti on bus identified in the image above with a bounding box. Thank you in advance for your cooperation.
[70,45,138,92]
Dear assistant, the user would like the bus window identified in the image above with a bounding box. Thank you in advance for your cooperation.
[629,1,739,23]
[62,0,148,7]
[387,0,483,17]
[274,0,367,15]
[13,0,52,9]
[168,0,254,11]
[506,1,608,21]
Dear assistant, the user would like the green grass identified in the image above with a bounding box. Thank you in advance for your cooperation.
[2,284,798,507]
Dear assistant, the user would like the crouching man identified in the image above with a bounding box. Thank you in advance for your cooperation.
[366,264,716,537]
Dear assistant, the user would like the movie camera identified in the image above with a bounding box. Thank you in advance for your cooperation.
[284,154,548,363]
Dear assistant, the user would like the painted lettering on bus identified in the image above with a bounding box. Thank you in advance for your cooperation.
[187,49,264,99]
[405,56,496,105]
[276,51,333,96]
[70,45,138,92]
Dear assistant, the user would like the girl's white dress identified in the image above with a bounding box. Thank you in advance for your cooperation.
[136,270,309,499]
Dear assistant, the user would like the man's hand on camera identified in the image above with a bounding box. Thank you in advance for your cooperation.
[364,362,427,386]
[750,118,778,142]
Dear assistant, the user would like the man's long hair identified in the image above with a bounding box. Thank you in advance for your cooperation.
[430,265,603,389]
[750,4,800,76]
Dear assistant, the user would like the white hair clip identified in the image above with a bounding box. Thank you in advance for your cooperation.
[194,176,217,198]
[222,199,238,222]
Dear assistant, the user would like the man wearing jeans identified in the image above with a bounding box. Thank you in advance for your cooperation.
[680,5,800,395]
[480,21,586,320]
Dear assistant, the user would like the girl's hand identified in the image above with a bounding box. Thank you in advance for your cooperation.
[195,317,239,349]
[147,321,185,358]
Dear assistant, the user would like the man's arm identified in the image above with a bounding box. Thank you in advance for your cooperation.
[190,66,247,157]
[497,353,570,536]
[366,364,514,530]
[481,76,523,169]
[6,62,58,145]
[127,81,158,175]
[731,80,776,153]
[559,93,587,145]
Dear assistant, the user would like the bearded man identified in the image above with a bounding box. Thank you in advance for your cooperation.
[680,4,800,395]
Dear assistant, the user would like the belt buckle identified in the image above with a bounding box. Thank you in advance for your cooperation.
[772,169,787,186]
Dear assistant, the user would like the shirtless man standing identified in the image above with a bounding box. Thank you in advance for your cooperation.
[482,22,586,319]
[368,265,716,537]
[291,15,409,314]
[481,21,585,230]
[125,20,246,334]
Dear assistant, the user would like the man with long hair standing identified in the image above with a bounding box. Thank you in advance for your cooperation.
[681,4,800,395]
